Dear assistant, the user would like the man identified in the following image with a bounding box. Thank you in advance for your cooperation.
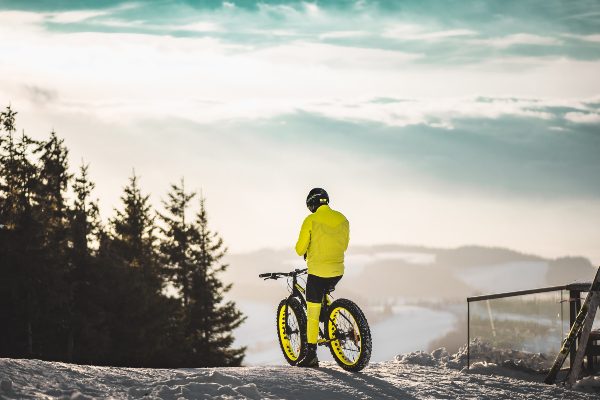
[295,188,350,368]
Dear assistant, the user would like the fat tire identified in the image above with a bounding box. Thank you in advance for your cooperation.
[327,298,372,372]
[276,297,307,366]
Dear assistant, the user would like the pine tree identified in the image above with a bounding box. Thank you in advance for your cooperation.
[0,108,43,358]
[0,106,27,356]
[1,106,245,367]
[33,131,73,359]
[159,178,197,310]
[0,107,38,231]
[70,163,101,262]
[186,195,246,367]
[157,178,200,364]
[104,173,174,366]
[67,163,103,362]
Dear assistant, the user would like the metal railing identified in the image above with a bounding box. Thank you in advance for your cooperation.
[466,283,591,371]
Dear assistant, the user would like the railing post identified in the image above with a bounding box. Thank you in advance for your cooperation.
[467,301,470,370]
[569,290,579,370]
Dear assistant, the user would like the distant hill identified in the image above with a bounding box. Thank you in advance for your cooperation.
[224,245,597,303]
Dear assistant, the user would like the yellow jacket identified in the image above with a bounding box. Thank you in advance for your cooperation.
[295,205,349,278]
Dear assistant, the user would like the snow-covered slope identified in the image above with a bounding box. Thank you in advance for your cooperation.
[1,355,596,399]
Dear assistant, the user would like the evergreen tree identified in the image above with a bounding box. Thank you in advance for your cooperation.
[0,107,38,231]
[0,106,246,368]
[33,131,73,359]
[159,178,197,310]
[186,195,246,367]
[67,163,103,362]
[104,173,175,366]
[70,163,101,265]
[0,108,44,358]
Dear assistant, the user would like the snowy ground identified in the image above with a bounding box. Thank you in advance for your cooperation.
[1,355,598,399]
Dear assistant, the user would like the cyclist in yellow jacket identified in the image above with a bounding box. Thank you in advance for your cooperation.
[295,188,349,367]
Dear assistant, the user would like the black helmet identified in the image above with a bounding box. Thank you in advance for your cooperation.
[306,188,329,213]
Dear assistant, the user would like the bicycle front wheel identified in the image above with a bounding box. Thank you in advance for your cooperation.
[327,298,372,372]
[276,297,307,365]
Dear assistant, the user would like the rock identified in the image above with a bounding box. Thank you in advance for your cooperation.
[431,348,449,360]
[0,379,13,393]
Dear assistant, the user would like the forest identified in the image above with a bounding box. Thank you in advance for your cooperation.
[0,106,246,368]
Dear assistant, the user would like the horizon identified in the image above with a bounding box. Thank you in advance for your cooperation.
[227,241,595,260]
[1,0,599,264]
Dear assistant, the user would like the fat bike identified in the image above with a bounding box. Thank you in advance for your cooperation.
[259,268,372,372]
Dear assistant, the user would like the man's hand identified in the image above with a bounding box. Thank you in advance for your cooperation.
[303,253,307,261]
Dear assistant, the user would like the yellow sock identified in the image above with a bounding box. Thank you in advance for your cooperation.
[306,301,321,345]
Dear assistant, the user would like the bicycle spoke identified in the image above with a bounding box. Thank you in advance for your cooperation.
[330,308,362,363]
[286,308,301,356]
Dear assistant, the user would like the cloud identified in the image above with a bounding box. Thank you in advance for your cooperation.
[41,3,141,25]
[319,30,370,40]
[564,112,600,124]
[86,18,146,29]
[469,33,561,48]
[299,96,559,129]
[0,10,45,32]
[256,3,303,18]
[46,10,109,24]
[303,2,319,16]
[4,6,600,131]
[175,22,223,32]
[561,33,600,43]
[251,41,423,69]
[22,84,58,105]
[246,28,299,37]
[383,24,477,41]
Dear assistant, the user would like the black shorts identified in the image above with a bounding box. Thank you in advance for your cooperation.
[306,274,342,303]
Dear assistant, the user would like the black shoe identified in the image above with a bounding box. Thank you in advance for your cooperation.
[298,344,319,368]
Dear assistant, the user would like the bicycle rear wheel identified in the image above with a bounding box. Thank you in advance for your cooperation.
[327,298,372,372]
[276,297,307,365]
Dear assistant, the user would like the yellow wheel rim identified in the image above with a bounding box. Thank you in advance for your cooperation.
[328,306,362,366]
[278,304,301,362]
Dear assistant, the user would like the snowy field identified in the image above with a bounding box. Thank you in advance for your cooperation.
[1,353,598,399]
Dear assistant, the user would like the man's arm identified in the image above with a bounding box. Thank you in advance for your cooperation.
[343,219,350,251]
[295,217,311,257]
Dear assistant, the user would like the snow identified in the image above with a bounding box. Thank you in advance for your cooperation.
[464,338,556,372]
[1,353,598,399]
[573,375,600,391]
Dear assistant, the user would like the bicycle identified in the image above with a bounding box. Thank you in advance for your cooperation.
[259,268,372,372]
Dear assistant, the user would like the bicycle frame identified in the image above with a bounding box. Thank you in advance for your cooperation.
[285,271,333,345]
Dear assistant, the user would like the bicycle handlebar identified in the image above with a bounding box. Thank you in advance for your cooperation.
[258,268,307,280]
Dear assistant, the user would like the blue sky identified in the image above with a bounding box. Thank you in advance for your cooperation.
[1,0,599,262]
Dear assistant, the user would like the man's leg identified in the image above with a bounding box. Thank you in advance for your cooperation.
[298,275,325,367]
[307,301,321,345]
[298,275,343,367]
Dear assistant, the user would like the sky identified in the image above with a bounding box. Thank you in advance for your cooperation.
[1,0,599,263]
